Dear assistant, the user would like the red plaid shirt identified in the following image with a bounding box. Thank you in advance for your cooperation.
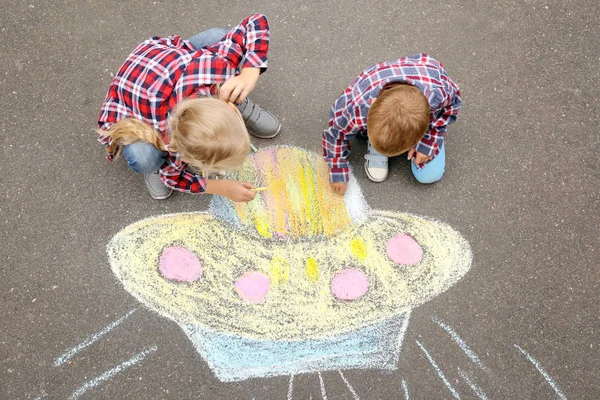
[322,54,461,183]
[98,14,269,193]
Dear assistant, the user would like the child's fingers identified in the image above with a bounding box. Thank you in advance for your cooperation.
[229,85,244,103]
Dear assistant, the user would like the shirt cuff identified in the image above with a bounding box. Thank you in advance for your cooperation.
[328,167,350,183]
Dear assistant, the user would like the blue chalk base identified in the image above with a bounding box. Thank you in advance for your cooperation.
[180,310,411,382]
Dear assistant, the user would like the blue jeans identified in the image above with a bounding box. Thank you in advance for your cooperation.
[122,28,227,173]
[187,28,227,50]
[411,144,446,184]
[122,141,167,173]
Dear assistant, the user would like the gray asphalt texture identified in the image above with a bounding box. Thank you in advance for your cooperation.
[1,0,599,399]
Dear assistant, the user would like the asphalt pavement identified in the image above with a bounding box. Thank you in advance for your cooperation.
[1,0,598,399]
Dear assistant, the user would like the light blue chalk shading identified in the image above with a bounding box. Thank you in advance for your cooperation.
[287,374,294,400]
[68,345,157,400]
[318,372,328,400]
[209,194,242,228]
[401,378,409,400]
[54,308,137,366]
[180,311,410,382]
[432,317,486,370]
[338,370,360,400]
[458,368,488,399]
[514,344,567,400]
[416,340,461,399]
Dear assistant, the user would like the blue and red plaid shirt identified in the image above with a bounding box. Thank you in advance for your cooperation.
[97,14,270,193]
[322,54,461,183]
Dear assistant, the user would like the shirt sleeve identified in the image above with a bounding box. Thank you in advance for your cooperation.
[322,89,360,183]
[218,13,270,71]
[159,156,208,193]
[416,77,462,159]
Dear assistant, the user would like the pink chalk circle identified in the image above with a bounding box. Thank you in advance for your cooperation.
[330,268,369,301]
[159,247,203,282]
[386,234,423,265]
[235,272,270,304]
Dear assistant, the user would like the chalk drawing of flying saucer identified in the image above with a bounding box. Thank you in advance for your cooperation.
[107,146,472,382]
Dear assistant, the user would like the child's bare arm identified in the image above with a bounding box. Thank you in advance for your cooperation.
[220,67,260,104]
[205,179,257,202]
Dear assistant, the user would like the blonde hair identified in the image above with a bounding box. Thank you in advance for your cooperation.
[367,84,430,156]
[168,97,250,172]
[97,97,250,172]
[98,118,166,159]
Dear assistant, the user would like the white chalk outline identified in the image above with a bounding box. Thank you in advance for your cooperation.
[67,345,157,400]
[514,344,567,400]
[338,370,360,400]
[287,374,294,400]
[458,368,488,399]
[318,372,328,400]
[54,308,137,366]
[416,340,461,399]
[401,378,409,400]
[432,317,486,370]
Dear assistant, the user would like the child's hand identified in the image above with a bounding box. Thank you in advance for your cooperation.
[220,68,260,104]
[407,147,433,165]
[330,182,348,196]
[205,180,257,202]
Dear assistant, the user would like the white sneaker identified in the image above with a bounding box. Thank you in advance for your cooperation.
[364,142,389,182]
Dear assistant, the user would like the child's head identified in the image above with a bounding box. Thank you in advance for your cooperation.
[168,97,251,172]
[367,84,430,156]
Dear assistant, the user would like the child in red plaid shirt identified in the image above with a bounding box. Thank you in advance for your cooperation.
[97,14,280,201]
[322,54,461,195]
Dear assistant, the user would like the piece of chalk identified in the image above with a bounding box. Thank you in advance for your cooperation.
[251,187,268,191]
[250,143,259,153]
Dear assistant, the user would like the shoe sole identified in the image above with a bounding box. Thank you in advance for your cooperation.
[364,161,388,182]
[249,123,282,139]
[150,191,173,200]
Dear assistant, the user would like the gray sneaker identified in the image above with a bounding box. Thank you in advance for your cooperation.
[364,142,389,182]
[237,98,281,138]
[143,172,173,200]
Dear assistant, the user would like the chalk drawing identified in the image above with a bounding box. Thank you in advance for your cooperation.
[287,374,294,400]
[338,370,360,400]
[68,345,157,400]
[514,344,567,399]
[54,308,137,366]
[318,372,328,400]
[416,340,461,399]
[432,317,486,370]
[107,146,472,382]
[458,368,488,399]
[401,378,409,399]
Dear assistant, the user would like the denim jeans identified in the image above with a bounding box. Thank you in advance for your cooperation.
[121,141,167,173]
[122,28,227,173]
[411,144,446,184]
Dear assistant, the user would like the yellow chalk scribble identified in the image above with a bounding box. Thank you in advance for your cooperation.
[231,147,351,238]
[305,257,320,282]
[269,257,290,285]
[350,237,368,261]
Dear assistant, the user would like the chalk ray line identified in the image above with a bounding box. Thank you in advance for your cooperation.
[416,340,461,399]
[318,372,328,400]
[338,370,360,400]
[287,374,294,400]
[54,308,137,366]
[68,345,157,400]
[432,317,486,370]
[401,378,409,400]
[514,344,567,400]
[458,368,488,400]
